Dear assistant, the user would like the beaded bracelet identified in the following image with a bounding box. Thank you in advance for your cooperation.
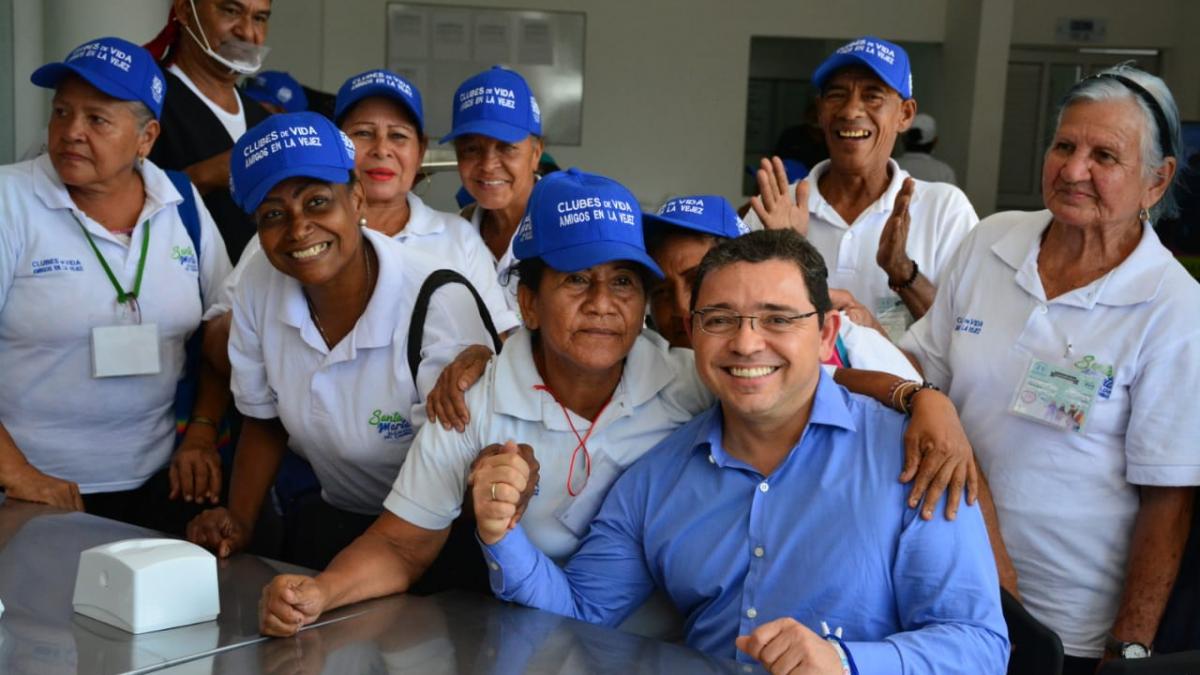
[888,260,920,292]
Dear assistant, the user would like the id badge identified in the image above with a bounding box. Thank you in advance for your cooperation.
[874,296,913,343]
[554,455,622,538]
[91,323,161,377]
[1010,356,1104,433]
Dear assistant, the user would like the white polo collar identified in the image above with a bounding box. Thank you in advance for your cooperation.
[992,210,1169,309]
[805,158,916,228]
[32,154,181,240]
[400,192,445,238]
[493,327,679,429]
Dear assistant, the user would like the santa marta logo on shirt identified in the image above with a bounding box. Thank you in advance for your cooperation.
[369,409,414,441]
[171,245,199,273]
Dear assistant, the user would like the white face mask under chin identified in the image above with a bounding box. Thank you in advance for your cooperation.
[182,0,270,75]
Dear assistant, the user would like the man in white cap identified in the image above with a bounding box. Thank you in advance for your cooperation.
[746,36,977,341]
[898,113,957,185]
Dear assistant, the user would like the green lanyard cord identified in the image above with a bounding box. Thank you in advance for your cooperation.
[73,213,151,305]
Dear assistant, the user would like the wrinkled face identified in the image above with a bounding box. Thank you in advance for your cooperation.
[180,0,272,47]
[818,66,916,175]
[454,134,542,212]
[690,260,837,424]
[648,231,717,349]
[253,177,366,286]
[1042,98,1173,232]
[519,262,647,377]
[342,97,426,208]
[48,76,159,191]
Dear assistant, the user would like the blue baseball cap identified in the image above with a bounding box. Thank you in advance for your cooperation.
[440,66,542,144]
[243,71,309,113]
[812,36,913,100]
[644,195,750,241]
[31,37,166,119]
[230,112,357,214]
[334,69,424,134]
[514,168,663,279]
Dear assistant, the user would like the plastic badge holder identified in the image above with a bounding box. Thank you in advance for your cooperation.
[72,538,220,633]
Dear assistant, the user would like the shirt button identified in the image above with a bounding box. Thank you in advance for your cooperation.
[753,546,765,558]
[489,562,500,571]
[708,454,715,464]
[746,607,758,619]
[759,482,769,493]
[1039,305,1048,315]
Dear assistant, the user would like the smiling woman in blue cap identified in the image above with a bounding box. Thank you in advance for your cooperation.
[185,111,497,568]
[0,37,233,530]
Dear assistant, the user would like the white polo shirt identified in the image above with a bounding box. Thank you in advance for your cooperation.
[744,159,978,340]
[207,194,519,336]
[384,327,713,560]
[229,228,495,514]
[900,210,1200,657]
[0,155,232,493]
[837,312,920,380]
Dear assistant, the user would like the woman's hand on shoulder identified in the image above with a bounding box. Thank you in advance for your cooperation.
[902,388,979,520]
[426,344,494,432]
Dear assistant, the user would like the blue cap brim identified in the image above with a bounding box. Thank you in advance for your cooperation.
[643,212,731,240]
[813,53,909,99]
[31,62,155,116]
[334,85,423,134]
[539,240,665,279]
[240,165,351,215]
[439,119,532,145]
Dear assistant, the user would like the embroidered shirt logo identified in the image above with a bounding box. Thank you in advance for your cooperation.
[954,316,983,335]
[171,245,199,272]
[32,258,84,274]
[369,409,414,441]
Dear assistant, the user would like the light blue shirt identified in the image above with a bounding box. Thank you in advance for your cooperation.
[482,371,1009,674]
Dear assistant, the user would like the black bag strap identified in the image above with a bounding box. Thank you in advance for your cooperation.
[407,269,503,384]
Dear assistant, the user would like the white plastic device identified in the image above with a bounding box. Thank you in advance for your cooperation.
[72,538,220,633]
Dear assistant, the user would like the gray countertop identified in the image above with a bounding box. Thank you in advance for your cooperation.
[0,497,743,674]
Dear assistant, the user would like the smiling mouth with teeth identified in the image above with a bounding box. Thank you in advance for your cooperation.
[837,129,872,139]
[290,242,330,259]
[727,366,779,378]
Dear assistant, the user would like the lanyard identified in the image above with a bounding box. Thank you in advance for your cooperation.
[72,213,151,312]
[533,384,613,496]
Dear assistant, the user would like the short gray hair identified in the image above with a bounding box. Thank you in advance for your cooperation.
[125,100,155,132]
[1055,64,1184,220]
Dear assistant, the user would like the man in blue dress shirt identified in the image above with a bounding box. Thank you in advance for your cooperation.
[472,229,1008,674]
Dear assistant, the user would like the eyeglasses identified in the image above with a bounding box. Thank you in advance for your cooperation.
[691,307,819,336]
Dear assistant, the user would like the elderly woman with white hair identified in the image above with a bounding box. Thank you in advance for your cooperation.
[901,65,1199,672]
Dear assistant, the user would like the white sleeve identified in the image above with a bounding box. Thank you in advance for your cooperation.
[194,184,233,313]
[927,186,978,283]
[383,381,488,530]
[457,233,520,334]
[1124,301,1200,486]
[839,314,921,380]
[227,265,277,420]
[898,229,979,390]
[203,234,260,320]
[407,280,499,426]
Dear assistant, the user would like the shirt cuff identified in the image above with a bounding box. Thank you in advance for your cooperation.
[480,525,538,597]
[382,489,455,531]
[1126,462,1200,487]
[844,640,902,674]
[234,399,277,420]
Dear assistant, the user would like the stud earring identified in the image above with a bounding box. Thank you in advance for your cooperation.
[358,217,368,227]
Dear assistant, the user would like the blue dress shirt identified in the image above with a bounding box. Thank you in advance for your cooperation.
[482,371,1009,674]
